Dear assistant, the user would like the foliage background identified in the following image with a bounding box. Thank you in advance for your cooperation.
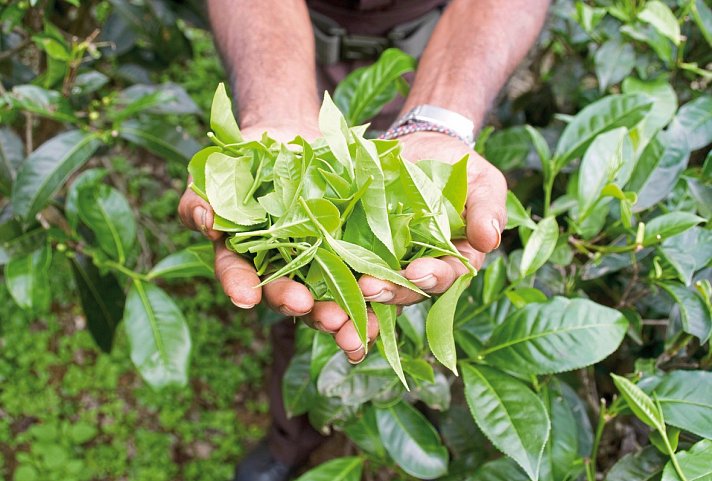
[0,0,710,481]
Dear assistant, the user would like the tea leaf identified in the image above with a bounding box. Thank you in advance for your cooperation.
[372,302,408,389]
[611,374,665,433]
[463,364,550,481]
[294,456,363,481]
[205,152,266,226]
[123,281,191,388]
[519,216,558,277]
[426,274,473,375]
[210,82,242,144]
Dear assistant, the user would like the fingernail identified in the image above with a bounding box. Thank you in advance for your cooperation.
[492,218,502,250]
[410,274,437,290]
[280,305,309,317]
[364,289,394,302]
[345,346,366,364]
[231,298,255,309]
[197,207,208,235]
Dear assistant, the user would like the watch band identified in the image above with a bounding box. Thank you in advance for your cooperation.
[388,104,476,147]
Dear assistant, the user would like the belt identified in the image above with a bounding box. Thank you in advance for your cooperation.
[310,8,442,65]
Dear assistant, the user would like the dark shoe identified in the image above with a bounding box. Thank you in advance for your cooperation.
[233,439,293,481]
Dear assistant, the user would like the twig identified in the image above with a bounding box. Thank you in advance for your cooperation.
[24,112,33,153]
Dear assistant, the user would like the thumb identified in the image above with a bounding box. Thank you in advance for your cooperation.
[464,157,508,253]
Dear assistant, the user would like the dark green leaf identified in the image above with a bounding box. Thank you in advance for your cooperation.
[376,401,449,479]
[594,39,635,91]
[605,446,666,481]
[343,405,388,460]
[539,383,584,481]
[482,297,627,375]
[485,127,531,171]
[692,0,712,46]
[661,439,712,481]
[310,331,340,381]
[648,370,712,439]
[123,281,191,388]
[426,274,473,375]
[0,128,23,195]
[462,364,550,481]
[469,457,531,481]
[334,48,415,125]
[119,119,201,164]
[65,168,108,231]
[12,130,101,222]
[283,351,316,418]
[657,283,712,343]
[10,85,77,123]
[77,184,137,264]
[70,254,124,353]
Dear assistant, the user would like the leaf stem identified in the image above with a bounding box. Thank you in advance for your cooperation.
[103,259,148,281]
[662,432,688,481]
[587,398,608,481]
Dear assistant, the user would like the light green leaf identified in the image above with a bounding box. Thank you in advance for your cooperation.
[462,364,550,481]
[595,39,636,91]
[661,439,712,481]
[372,302,408,389]
[376,401,449,479]
[12,130,101,222]
[638,1,681,45]
[482,297,628,375]
[643,212,705,246]
[525,125,552,181]
[210,83,242,143]
[123,281,191,388]
[622,77,678,146]
[519,216,558,277]
[188,146,221,201]
[353,136,396,257]
[506,191,536,230]
[485,127,531,171]
[314,248,369,348]
[294,457,363,481]
[554,94,651,169]
[483,256,506,305]
[611,374,665,433]
[205,152,266,226]
[148,244,214,280]
[647,370,712,440]
[426,274,473,375]
[5,244,51,312]
[667,95,712,152]
[577,127,632,217]
[319,91,353,176]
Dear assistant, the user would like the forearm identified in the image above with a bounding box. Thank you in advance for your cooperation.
[403,0,550,130]
[207,0,320,128]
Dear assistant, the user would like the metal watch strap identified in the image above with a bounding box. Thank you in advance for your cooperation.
[392,105,476,147]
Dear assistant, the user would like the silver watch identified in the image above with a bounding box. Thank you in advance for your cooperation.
[397,104,476,147]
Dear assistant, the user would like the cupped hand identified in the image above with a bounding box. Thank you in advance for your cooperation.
[355,131,508,306]
[178,124,321,317]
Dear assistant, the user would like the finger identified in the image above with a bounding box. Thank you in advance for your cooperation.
[358,275,424,306]
[334,311,380,364]
[178,189,222,241]
[214,241,262,308]
[403,257,460,295]
[263,277,314,317]
[465,157,508,253]
[453,239,486,271]
[307,301,349,334]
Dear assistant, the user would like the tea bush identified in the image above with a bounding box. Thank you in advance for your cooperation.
[1,0,710,480]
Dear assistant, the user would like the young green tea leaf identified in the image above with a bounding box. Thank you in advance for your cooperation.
[372,302,408,390]
[293,456,363,481]
[426,274,473,375]
[210,82,242,144]
[519,216,558,277]
[611,374,666,433]
[205,152,266,226]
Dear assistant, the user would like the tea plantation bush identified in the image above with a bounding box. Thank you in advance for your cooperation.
[0,1,710,480]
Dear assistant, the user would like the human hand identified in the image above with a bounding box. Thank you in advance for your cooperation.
[355,131,507,304]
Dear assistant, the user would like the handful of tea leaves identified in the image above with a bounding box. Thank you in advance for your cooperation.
[189,84,475,385]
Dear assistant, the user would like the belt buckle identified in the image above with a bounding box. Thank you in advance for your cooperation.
[341,35,389,61]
